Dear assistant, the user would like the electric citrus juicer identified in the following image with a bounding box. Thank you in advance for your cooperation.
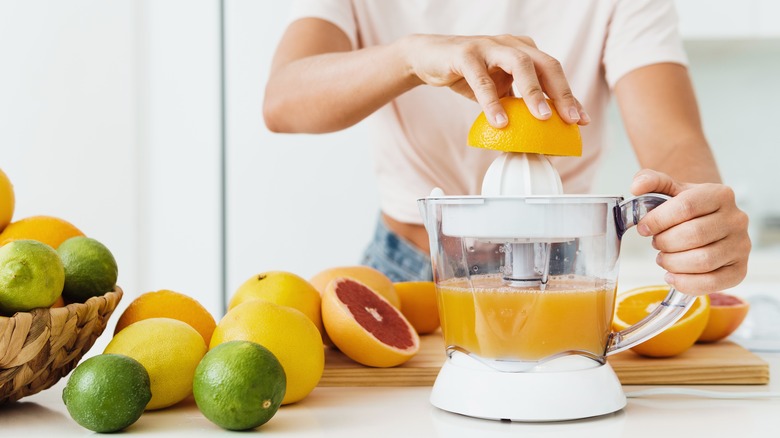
[417,98,696,421]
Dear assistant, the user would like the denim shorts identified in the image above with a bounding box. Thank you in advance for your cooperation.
[360,216,433,282]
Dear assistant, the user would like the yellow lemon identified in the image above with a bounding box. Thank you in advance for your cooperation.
[0,168,14,233]
[229,271,322,336]
[613,285,710,358]
[210,300,324,405]
[105,317,207,410]
[468,96,582,156]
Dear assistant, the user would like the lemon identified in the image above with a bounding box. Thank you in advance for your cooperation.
[229,271,323,335]
[0,240,64,314]
[468,97,582,156]
[62,354,151,433]
[210,300,324,405]
[105,317,207,410]
[57,236,118,302]
[0,168,14,233]
[194,341,286,430]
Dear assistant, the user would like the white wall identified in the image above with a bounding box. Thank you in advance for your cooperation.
[594,39,780,252]
[224,2,377,296]
[0,1,224,320]
[0,1,139,313]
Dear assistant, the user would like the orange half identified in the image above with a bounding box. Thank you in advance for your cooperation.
[467,97,582,156]
[613,285,710,358]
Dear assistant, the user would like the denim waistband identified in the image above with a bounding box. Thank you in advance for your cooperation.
[360,216,433,282]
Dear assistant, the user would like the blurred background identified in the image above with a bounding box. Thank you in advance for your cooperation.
[2,0,779,318]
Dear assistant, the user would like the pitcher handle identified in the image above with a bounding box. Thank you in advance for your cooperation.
[605,193,697,356]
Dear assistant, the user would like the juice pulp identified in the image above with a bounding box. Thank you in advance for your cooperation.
[437,274,615,361]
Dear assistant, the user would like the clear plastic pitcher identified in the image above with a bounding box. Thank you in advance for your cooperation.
[418,194,695,371]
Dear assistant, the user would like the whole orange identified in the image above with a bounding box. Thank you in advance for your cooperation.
[394,281,440,335]
[0,215,84,249]
[114,289,217,345]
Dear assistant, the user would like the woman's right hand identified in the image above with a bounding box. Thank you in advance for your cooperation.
[399,34,589,128]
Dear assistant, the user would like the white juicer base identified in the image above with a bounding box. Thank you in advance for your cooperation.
[430,358,627,422]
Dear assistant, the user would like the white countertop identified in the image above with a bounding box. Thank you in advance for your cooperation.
[2,351,779,438]
[3,250,778,437]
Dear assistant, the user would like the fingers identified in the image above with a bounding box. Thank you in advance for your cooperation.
[630,169,684,197]
[448,35,586,126]
[654,222,750,295]
[630,175,752,294]
[459,58,510,127]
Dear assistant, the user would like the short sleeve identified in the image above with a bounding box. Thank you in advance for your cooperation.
[287,0,358,50]
[603,0,689,88]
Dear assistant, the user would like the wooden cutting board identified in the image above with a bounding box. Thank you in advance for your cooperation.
[319,333,769,387]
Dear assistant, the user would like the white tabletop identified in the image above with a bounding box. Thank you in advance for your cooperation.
[2,351,778,438]
[4,252,779,437]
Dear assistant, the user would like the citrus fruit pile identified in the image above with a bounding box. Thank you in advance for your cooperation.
[613,285,751,358]
[0,168,118,315]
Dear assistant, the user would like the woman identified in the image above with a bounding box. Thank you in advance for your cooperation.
[263,0,750,294]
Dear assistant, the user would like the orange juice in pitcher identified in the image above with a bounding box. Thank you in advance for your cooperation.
[437,274,615,361]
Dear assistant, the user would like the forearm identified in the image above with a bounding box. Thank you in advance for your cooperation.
[616,63,722,184]
[264,40,419,133]
[636,135,722,185]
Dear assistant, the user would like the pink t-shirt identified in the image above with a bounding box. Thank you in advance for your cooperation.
[286,0,688,224]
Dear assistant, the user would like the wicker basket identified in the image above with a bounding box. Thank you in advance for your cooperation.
[0,287,123,403]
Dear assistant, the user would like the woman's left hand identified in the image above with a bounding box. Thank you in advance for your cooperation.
[630,169,751,295]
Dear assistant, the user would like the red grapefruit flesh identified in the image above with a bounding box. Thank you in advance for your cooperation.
[322,278,419,367]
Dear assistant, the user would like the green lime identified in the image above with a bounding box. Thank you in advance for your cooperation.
[0,239,64,314]
[193,340,286,430]
[57,236,118,302]
[62,354,151,433]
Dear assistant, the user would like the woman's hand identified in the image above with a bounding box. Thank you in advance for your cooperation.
[630,169,751,295]
[401,34,590,128]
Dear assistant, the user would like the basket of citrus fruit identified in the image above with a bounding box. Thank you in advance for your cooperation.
[0,168,122,403]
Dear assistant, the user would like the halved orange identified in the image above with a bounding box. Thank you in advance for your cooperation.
[467,97,582,156]
[697,292,750,343]
[613,285,710,358]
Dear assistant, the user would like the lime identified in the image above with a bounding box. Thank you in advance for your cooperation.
[193,340,286,430]
[57,236,118,302]
[0,240,64,314]
[210,300,324,405]
[62,354,151,433]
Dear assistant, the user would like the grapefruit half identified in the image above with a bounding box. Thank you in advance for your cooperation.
[697,292,750,343]
[322,278,419,367]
